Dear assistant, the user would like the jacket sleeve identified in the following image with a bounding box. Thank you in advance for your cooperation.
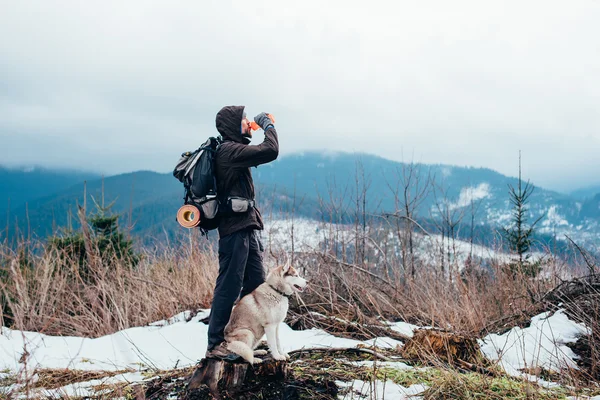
[226,127,279,168]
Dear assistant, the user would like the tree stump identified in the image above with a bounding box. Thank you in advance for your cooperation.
[401,329,482,365]
[187,358,288,398]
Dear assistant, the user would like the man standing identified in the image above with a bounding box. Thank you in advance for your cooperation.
[205,105,279,359]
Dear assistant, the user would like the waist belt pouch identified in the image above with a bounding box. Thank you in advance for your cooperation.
[200,196,219,219]
[228,197,252,213]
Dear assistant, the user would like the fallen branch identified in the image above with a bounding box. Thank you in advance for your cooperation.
[288,311,411,342]
[541,274,600,305]
[478,307,542,337]
[288,347,392,362]
[565,235,597,274]
[456,359,498,377]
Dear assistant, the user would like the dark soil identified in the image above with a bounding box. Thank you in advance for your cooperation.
[138,373,339,399]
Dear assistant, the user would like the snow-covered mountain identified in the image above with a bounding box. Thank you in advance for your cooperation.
[256,152,600,248]
[2,152,599,249]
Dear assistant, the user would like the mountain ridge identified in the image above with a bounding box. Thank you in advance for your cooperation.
[1,153,598,248]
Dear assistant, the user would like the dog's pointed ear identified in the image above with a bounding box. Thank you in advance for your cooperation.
[283,260,291,273]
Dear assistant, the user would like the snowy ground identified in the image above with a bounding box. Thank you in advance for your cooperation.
[0,309,420,398]
[263,217,546,273]
[0,308,596,399]
[0,309,415,373]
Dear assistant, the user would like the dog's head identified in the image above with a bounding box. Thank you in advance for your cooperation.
[272,262,308,294]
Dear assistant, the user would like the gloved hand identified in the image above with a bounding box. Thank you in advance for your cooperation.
[254,112,275,131]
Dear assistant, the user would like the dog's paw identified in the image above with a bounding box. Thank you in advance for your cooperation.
[251,357,263,364]
[272,353,287,361]
[253,350,268,356]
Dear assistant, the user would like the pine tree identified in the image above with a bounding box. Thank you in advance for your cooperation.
[501,152,543,277]
[89,203,138,265]
[49,182,138,280]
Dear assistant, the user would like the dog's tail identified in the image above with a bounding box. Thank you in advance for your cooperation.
[227,341,260,364]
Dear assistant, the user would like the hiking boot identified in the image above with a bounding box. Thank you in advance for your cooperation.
[205,342,240,361]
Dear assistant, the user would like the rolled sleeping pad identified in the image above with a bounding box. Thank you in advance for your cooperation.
[177,204,201,228]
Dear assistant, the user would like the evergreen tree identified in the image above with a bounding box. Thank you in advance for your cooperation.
[87,197,138,265]
[501,153,543,277]
[49,188,138,280]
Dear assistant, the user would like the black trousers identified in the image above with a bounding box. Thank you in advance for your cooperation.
[207,229,265,350]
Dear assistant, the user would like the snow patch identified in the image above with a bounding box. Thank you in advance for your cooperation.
[567,396,600,400]
[451,183,491,209]
[385,321,420,338]
[480,310,589,377]
[362,337,404,349]
[263,218,354,253]
[349,360,414,370]
[337,379,427,399]
[542,205,570,228]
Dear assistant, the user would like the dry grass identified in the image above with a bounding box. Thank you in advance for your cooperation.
[1,234,217,337]
[31,368,134,390]
[291,253,556,337]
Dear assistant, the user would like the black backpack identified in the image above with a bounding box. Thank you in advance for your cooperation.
[173,136,222,231]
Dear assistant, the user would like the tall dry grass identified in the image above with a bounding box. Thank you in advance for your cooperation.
[269,216,572,337]
[0,235,217,337]
[289,251,564,337]
[0,222,586,339]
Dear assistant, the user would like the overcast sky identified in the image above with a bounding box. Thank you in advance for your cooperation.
[1,0,599,192]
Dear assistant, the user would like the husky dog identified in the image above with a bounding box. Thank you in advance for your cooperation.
[224,263,308,364]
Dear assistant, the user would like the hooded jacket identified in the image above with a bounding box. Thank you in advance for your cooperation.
[214,105,279,237]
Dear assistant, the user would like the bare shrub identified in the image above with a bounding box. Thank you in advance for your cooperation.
[287,245,562,339]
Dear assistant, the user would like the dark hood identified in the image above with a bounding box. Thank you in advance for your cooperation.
[215,105,249,144]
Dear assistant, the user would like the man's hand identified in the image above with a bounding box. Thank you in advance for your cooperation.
[254,112,275,131]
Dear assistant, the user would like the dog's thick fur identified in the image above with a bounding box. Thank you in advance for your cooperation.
[224,263,308,364]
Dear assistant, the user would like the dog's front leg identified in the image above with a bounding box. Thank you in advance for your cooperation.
[275,324,289,360]
[265,324,286,361]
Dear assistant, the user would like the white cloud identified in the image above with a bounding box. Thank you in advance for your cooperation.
[0,0,599,190]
